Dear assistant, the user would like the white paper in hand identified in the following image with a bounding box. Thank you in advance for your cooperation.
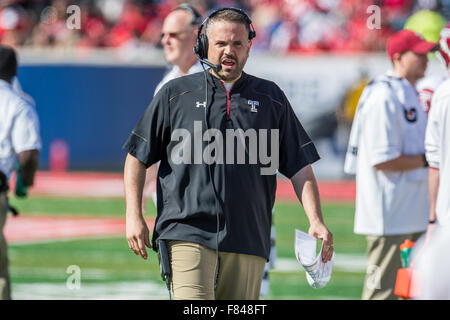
[295,229,335,289]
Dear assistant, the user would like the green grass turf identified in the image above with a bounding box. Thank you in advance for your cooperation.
[7,196,367,299]
[9,237,162,284]
[8,196,131,217]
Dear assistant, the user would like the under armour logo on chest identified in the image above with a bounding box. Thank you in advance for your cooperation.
[248,100,259,113]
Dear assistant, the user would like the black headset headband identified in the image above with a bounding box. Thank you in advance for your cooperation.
[197,7,256,41]
[174,3,203,25]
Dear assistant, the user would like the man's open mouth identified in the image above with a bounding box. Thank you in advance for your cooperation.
[222,59,236,67]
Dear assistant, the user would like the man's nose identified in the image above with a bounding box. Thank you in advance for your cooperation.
[224,45,234,55]
[161,34,169,46]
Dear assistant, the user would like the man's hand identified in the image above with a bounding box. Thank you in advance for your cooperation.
[124,154,151,260]
[17,149,39,187]
[126,214,152,259]
[309,222,334,263]
[290,165,334,263]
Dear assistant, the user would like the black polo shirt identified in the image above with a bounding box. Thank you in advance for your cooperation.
[123,71,319,260]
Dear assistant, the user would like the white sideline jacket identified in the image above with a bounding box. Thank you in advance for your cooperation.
[425,78,450,226]
[0,79,41,179]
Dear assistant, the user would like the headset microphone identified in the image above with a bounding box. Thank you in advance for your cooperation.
[199,59,222,73]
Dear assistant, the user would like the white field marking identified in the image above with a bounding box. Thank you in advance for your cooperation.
[7,234,127,246]
[9,266,152,280]
[30,174,125,197]
[11,280,169,300]
[5,216,154,245]
[4,216,127,243]
[8,235,117,246]
[274,254,366,273]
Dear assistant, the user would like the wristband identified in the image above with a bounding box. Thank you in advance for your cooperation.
[422,154,429,167]
[429,220,437,224]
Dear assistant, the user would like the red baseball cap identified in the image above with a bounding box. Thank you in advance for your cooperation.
[387,30,438,59]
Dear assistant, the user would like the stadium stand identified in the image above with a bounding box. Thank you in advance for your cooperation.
[1,0,449,52]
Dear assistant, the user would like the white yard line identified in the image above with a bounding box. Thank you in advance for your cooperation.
[9,266,149,280]
[10,253,366,300]
[12,280,169,300]
[8,234,125,246]
[12,280,350,300]
[275,253,366,273]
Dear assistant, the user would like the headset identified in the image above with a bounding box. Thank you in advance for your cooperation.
[173,3,203,26]
[194,7,256,73]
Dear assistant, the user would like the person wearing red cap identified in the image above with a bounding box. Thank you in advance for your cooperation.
[386,30,438,86]
[344,29,438,300]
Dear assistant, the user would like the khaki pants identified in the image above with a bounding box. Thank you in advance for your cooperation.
[0,192,11,300]
[166,240,266,300]
[362,232,424,300]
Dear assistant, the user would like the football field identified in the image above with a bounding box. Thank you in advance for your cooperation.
[6,193,367,300]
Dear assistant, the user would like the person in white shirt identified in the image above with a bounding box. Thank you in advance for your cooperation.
[344,30,438,300]
[425,23,450,227]
[142,4,204,210]
[153,4,204,95]
[410,24,450,300]
[0,45,41,300]
[413,224,450,299]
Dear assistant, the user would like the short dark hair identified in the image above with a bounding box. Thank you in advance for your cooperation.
[205,9,251,38]
[0,45,18,82]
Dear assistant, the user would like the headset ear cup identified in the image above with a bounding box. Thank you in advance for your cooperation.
[194,36,203,59]
[194,43,200,58]
[198,34,208,60]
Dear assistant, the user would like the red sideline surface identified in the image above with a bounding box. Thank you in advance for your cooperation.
[10,171,355,202]
[4,215,154,244]
[277,179,356,203]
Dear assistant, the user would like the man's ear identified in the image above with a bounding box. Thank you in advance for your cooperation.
[391,52,403,67]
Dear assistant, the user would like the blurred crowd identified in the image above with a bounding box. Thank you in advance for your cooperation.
[0,0,449,53]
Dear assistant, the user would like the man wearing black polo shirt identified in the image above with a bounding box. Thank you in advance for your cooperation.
[123,8,333,300]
